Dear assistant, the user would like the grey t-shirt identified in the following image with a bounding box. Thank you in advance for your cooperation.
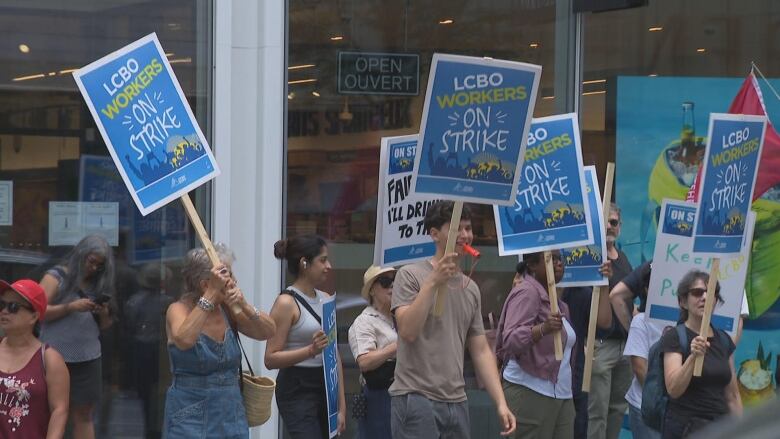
[389,260,484,402]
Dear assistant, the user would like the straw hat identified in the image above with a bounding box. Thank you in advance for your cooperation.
[361,265,396,300]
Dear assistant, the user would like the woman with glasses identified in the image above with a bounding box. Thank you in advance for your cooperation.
[38,234,114,439]
[660,270,741,438]
[0,279,69,439]
[348,265,397,439]
[496,250,611,439]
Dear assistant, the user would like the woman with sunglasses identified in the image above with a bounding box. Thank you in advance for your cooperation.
[348,265,397,439]
[38,234,114,439]
[0,279,69,439]
[660,270,741,438]
[265,234,346,438]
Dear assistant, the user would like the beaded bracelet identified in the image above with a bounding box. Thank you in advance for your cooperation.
[197,296,215,312]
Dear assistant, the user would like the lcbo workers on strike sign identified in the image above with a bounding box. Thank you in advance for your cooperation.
[412,54,541,205]
[74,33,220,216]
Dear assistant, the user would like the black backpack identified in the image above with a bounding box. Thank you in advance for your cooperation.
[641,323,730,431]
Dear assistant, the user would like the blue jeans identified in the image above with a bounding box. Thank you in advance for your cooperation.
[629,404,660,439]
[358,386,391,439]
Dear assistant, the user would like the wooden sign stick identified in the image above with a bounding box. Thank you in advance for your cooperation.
[180,193,242,315]
[432,201,464,317]
[544,250,564,360]
[694,257,720,376]
[582,162,615,392]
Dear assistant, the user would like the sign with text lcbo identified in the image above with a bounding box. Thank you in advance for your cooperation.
[73,33,220,216]
[338,52,419,96]
[494,113,593,255]
[412,53,541,205]
[374,135,438,267]
[693,113,765,255]
[647,199,754,336]
[321,295,340,438]
[558,166,608,287]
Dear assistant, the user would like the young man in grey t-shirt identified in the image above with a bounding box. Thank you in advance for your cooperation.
[390,201,516,438]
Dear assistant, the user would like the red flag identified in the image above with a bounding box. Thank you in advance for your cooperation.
[687,72,780,200]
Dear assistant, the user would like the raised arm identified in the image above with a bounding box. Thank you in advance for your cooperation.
[166,266,229,350]
[394,253,457,343]
[224,285,276,341]
[664,335,709,399]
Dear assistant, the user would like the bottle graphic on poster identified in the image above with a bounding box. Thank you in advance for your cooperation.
[678,101,698,165]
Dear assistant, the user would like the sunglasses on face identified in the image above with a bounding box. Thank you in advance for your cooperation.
[375,276,394,288]
[687,288,708,298]
[0,299,33,314]
[608,219,620,227]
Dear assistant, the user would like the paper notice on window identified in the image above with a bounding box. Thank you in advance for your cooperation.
[0,181,12,226]
[49,201,119,246]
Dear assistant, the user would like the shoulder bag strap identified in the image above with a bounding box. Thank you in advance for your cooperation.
[221,306,255,380]
[676,324,690,358]
[282,288,322,325]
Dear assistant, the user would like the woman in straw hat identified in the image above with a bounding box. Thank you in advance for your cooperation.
[348,265,397,439]
[0,279,69,439]
[163,245,275,438]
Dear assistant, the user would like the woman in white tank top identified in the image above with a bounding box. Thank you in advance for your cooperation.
[265,234,346,438]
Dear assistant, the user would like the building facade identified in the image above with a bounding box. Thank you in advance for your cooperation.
[1,1,778,438]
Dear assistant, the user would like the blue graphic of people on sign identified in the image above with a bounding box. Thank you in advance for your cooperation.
[414,54,540,204]
[74,34,218,215]
[559,167,606,286]
[694,115,765,254]
[494,114,592,255]
[663,205,696,237]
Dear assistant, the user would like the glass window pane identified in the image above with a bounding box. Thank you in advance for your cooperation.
[0,2,212,438]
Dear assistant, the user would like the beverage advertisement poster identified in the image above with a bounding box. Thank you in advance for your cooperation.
[494,113,593,255]
[412,53,541,205]
[615,76,780,408]
[374,135,438,267]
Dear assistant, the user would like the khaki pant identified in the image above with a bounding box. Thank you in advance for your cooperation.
[503,380,574,439]
[587,338,632,439]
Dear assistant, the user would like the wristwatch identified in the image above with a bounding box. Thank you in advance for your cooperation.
[197,296,215,312]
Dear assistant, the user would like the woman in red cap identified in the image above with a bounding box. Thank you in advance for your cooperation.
[0,279,70,439]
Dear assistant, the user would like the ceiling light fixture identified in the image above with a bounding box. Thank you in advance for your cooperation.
[169,57,192,64]
[330,35,344,41]
[648,26,663,32]
[18,44,30,53]
[529,42,539,48]
[288,92,295,100]
[288,78,318,85]
[648,73,658,77]
[696,48,706,53]
[12,73,45,82]
[582,90,606,96]
[288,64,316,70]
[439,19,454,25]
[312,91,321,97]
[542,96,554,100]
[582,79,606,85]
[59,68,78,75]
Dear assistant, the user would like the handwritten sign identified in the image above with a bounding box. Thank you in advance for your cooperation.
[374,135,438,267]
[321,295,339,438]
[494,113,593,255]
[647,199,754,336]
[73,33,220,216]
[411,53,541,205]
[693,113,765,255]
[558,166,607,287]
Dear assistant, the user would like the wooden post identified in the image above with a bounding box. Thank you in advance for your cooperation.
[694,257,720,376]
[544,250,564,360]
[432,201,463,317]
[180,193,242,315]
[582,162,615,392]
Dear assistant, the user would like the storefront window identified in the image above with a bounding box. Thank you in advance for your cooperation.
[288,1,562,436]
[0,2,212,438]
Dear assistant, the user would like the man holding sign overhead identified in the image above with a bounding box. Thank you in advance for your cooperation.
[390,201,516,438]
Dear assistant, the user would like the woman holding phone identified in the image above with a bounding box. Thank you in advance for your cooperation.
[39,235,115,439]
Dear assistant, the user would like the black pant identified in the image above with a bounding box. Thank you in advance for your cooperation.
[662,412,712,439]
[277,366,328,439]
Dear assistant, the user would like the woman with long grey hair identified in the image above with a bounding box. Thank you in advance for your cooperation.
[163,245,275,438]
[39,234,116,439]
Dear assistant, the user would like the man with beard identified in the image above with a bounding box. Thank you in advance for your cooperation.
[588,205,634,439]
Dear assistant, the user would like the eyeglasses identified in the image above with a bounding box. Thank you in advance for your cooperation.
[375,276,394,288]
[687,288,707,298]
[86,255,105,272]
[0,299,33,314]
[608,219,621,227]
